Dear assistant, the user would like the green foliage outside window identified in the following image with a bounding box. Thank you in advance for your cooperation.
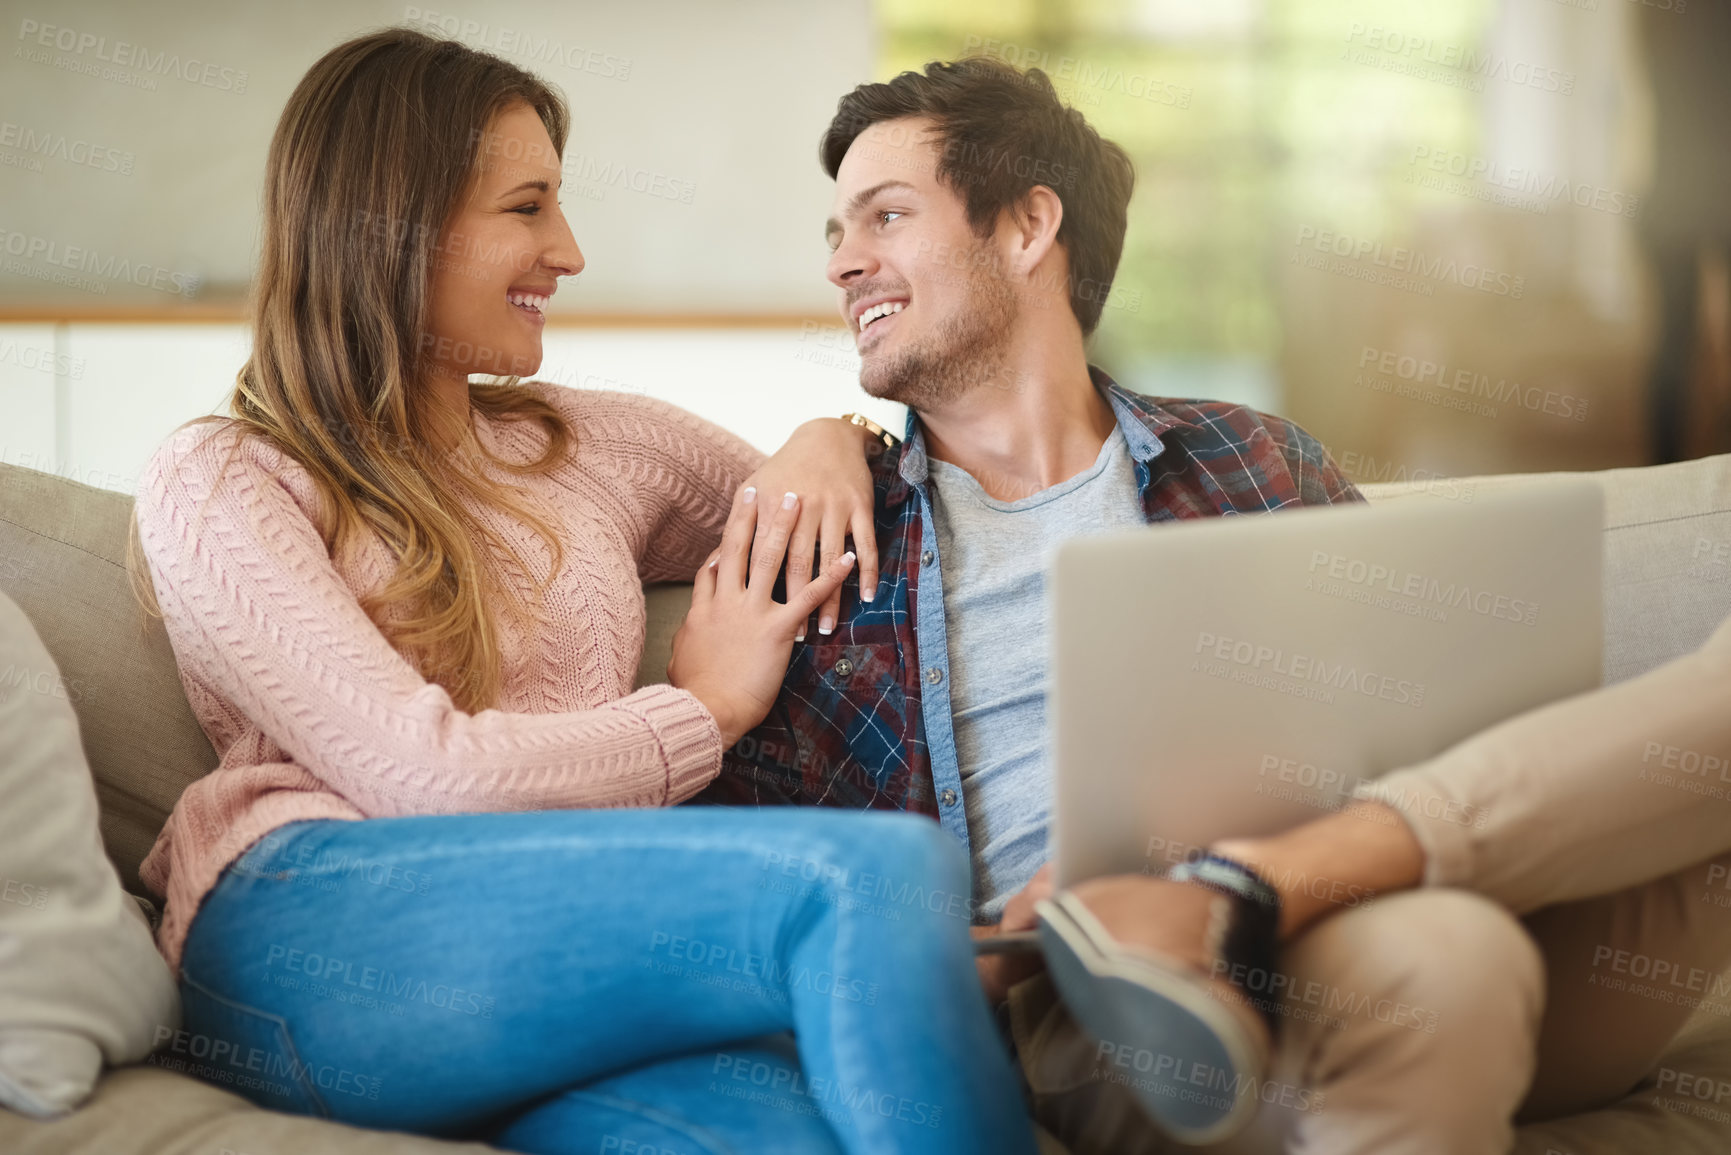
[877,0,1495,395]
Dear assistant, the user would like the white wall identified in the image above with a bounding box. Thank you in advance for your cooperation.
[0,0,874,312]
[0,324,60,476]
[0,322,907,493]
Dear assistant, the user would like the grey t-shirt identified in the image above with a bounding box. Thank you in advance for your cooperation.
[927,428,1146,923]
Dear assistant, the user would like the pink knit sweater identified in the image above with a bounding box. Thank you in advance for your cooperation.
[134,384,766,974]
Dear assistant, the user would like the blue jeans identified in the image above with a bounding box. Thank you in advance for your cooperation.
[170,808,1034,1155]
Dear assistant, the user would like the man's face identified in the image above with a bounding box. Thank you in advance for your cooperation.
[825,116,1016,410]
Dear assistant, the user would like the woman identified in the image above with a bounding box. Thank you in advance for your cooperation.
[129,28,1034,1155]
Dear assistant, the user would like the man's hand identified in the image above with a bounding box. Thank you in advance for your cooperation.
[974,862,1056,1006]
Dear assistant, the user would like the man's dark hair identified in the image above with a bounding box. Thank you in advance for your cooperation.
[820,57,1136,336]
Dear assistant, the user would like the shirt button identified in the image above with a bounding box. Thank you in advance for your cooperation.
[833,657,854,678]
[926,666,944,685]
[940,788,958,807]
[921,550,934,566]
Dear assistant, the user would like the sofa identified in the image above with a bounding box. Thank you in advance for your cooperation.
[2,450,1731,1155]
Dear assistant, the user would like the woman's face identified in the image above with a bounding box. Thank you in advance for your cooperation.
[423,102,583,388]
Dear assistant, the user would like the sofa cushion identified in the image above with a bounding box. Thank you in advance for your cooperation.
[0,462,217,899]
[5,448,1726,899]
[1361,453,1731,684]
[635,583,692,691]
[0,590,180,1118]
[0,1065,495,1155]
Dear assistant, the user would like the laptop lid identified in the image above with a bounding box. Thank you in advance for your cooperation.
[1049,481,1603,885]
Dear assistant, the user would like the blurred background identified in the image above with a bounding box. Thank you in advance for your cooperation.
[2,0,1728,495]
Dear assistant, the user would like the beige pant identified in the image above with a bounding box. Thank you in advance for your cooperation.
[1016,612,1731,1155]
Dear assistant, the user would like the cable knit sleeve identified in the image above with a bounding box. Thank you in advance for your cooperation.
[134,422,724,817]
[540,387,767,584]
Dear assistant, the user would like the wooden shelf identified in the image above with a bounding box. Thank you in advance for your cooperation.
[0,303,838,328]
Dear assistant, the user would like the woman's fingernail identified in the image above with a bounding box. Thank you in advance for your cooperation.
[742,486,756,505]
[841,551,856,566]
[818,615,834,635]
[861,587,874,602]
[795,631,805,643]
[782,491,798,509]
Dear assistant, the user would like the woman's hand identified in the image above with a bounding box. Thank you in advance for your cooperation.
[669,485,856,747]
[742,418,883,639]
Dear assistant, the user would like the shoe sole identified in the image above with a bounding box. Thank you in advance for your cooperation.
[1035,892,1267,1145]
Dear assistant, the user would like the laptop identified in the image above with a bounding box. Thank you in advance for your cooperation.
[1047,480,1603,886]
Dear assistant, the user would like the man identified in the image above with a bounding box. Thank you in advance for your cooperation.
[703,56,1357,914]
[697,58,1731,1155]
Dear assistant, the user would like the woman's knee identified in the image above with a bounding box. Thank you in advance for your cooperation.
[845,812,969,901]
[777,811,963,887]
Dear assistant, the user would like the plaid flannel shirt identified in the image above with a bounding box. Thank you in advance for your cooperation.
[692,368,1362,871]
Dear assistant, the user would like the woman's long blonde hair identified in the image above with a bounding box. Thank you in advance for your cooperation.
[131,28,576,712]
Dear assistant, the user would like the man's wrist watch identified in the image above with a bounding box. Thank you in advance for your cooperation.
[840,412,901,451]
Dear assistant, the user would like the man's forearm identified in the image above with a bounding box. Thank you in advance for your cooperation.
[1213,802,1426,939]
